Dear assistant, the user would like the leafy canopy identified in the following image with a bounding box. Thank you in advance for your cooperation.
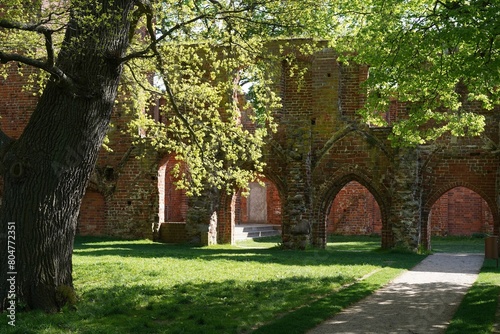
[332,0,499,146]
[1,0,498,195]
[0,0,340,194]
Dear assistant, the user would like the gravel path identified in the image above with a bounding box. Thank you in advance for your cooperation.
[308,253,484,334]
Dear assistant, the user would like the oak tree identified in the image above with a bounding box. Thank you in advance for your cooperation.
[0,0,336,312]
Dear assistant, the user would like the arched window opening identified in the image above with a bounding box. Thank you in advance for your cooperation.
[430,187,493,236]
[328,181,382,236]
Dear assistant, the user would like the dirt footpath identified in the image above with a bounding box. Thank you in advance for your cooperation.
[308,253,484,334]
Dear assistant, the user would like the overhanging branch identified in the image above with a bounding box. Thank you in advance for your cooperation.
[0,17,73,89]
[0,51,75,89]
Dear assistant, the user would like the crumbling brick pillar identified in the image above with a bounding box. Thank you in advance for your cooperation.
[217,192,236,244]
[281,127,314,250]
[277,53,315,249]
[388,149,422,251]
[185,187,219,246]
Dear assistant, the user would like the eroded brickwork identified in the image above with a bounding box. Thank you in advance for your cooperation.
[328,181,382,235]
[1,40,499,251]
[263,41,499,250]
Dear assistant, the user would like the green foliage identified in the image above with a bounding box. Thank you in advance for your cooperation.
[0,0,341,195]
[113,1,342,195]
[332,0,499,146]
[2,0,498,191]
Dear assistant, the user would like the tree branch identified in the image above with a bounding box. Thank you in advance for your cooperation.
[0,18,54,33]
[127,1,208,161]
[121,0,275,64]
[0,18,70,88]
[119,13,210,63]
[0,51,75,87]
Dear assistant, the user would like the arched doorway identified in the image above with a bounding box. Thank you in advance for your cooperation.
[234,177,282,241]
[327,181,382,236]
[158,155,188,223]
[429,186,493,236]
[157,155,189,243]
[236,177,281,226]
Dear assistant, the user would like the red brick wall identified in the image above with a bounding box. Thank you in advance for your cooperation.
[327,183,493,237]
[327,181,382,235]
[1,38,498,247]
[77,190,106,235]
[430,187,494,236]
[266,180,282,225]
[159,155,188,222]
[158,222,187,243]
[0,64,38,139]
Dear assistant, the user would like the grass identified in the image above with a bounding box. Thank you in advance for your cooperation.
[431,236,486,254]
[1,235,494,333]
[1,235,424,334]
[446,260,500,334]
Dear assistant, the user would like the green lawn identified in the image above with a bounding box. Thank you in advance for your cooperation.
[1,235,493,334]
[431,236,486,254]
[446,259,500,334]
[1,235,424,334]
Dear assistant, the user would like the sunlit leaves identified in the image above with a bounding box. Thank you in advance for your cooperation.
[122,1,336,195]
[332,0,499,146]
[6,0,495,192]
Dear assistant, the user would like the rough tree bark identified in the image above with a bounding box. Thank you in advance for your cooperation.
[0,0,136,312]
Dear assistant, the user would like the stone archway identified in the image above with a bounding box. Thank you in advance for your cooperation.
[327,181,382,236]
[423,182,498,249]
[314,171,390,248]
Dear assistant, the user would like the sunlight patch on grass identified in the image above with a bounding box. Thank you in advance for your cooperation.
[446,259,500,334]
[1,236,424,334]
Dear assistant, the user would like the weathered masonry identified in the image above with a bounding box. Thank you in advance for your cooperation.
[1,41,499,251]
[262,43,499,250]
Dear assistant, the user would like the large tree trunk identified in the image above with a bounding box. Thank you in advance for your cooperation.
[0,0,135,312]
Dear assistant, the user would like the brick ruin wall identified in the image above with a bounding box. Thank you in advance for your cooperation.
[1,41,499,250]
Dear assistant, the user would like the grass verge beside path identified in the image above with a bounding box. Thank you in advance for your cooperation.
[446,258,500,334]
[251,267,405,334]
[0,235,423,334]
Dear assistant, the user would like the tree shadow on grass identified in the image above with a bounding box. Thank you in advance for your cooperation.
[73,236,423,270]
[5,275,368,334]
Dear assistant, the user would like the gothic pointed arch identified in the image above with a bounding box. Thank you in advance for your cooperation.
[422,182,498,248]
[312,167,390,248]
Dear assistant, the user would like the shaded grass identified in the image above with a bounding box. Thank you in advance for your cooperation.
[0,236,423,334]
[252,268,401,334]
[446,258,500,334]
[431,236,486,254]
